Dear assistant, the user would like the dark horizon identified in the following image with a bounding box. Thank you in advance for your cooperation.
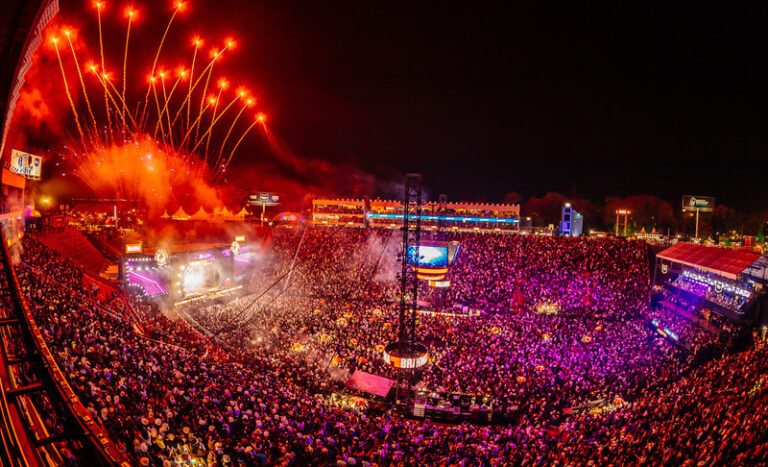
[35,1,768,212]
[215,1,767,210]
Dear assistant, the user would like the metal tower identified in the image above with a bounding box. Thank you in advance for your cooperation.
[398,173,423,348]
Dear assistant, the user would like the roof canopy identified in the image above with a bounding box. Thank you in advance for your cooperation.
[171,207,190,220]
[658,243,762,279]
[190,207,209,220]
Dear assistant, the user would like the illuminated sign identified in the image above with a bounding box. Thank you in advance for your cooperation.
[154,249,168,266]
[125,243,142,254]
[429,280,451,288]
[248,192,281,206]
[682,195,715,212]
[383,352,428,369]
[417,273,446,281]
[10,149,41,180]
[235,235,245,242]
[383,342,429,369]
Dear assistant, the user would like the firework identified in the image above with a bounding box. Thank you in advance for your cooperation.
[51,37,86,144]
[45,0,265,206]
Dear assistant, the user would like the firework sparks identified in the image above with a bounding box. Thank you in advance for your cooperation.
[38,1,264,211]
[51,37,86,144]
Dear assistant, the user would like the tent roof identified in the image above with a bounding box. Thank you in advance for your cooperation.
[345,370,394,398]
[235,207,249,217]
[171,207,190,219]
[658,243,762,279]
[191,207,209,220]
[161,210,170,219]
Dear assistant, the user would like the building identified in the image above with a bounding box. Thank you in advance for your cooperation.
[312,198,520,233]
[653,242,768,323]
[559,203,583,237]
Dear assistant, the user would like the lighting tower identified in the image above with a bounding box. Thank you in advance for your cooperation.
[399,173,422,347]
[384,173,429,405]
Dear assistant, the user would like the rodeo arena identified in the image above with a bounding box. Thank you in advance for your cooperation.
[2,2,768,467]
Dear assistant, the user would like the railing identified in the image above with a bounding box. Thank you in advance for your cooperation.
[0,229,131,466]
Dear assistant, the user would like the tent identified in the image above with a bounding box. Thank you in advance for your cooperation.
[191,207,209,221]
[161,210,171,219]
[220,207,234,220]
[234,207,249,219]
[171,207,190,220]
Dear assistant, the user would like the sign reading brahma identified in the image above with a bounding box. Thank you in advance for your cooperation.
[10,149,42,180]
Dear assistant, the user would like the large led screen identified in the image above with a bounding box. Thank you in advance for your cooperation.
[407,245,449,268]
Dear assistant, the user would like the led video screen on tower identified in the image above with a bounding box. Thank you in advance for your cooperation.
[407,245,449,268]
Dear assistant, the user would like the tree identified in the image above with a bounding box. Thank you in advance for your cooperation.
[502,191,522,205]
[524,192,567,227]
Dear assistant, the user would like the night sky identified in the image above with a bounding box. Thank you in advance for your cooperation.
[61,1,768,209]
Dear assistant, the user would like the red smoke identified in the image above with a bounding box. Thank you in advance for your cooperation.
[6,13,385,215]
[232,124,375,209]
[3,22,84,163]
[75,134,229,214]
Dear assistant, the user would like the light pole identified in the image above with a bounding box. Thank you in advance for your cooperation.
[694,207,700,241]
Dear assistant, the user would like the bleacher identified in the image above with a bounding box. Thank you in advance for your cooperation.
[38,228,109,274]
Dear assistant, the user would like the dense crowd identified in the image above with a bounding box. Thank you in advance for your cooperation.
[671,274,749,311]
[14,228,768,465]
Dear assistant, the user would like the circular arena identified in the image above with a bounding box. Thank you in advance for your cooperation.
[8,226,768,466]
[0,1,767,466]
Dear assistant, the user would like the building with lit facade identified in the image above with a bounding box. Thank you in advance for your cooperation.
[312,198,520,233]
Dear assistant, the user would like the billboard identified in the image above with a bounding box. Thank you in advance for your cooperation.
[248,192,281,206]
[682,195,714,212]
[407,245,449,268]
[10,149,41,180]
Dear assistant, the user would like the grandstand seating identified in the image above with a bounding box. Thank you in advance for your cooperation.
[0,228,129,466]
[38,228,109,274]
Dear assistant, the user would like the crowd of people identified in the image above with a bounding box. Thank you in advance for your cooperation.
[670,274,750,311]
[12,228,768,465]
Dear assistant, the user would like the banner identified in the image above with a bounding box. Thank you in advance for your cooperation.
[682,195,714,212]
[248,192,281,206]
[10,149,41,180]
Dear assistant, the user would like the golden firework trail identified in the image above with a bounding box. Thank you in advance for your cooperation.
[52,38,86,145]
[205,83,226,154]
[217,116,261,180]
[186,39,200,133]
[64,31,97,131]
[195,55,216,141]
[157,73,183,142]
[168,54,222,139]
[141,2,182,121]
[190,94,240,156]
[215,100,250,169]
[48,3,262,176]
[122,8,135,119]
[177,100,213,150]
[95,2,110,126]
